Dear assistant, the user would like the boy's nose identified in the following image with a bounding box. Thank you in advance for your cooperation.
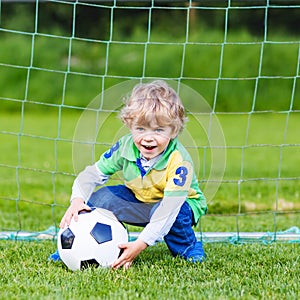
[143,132,154,141]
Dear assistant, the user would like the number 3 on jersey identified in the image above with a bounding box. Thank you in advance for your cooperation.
[173,166,188,187]
[104,141,120,159]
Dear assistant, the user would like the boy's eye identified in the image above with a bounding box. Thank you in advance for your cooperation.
[155,128,164,132]
[136,127,144,132]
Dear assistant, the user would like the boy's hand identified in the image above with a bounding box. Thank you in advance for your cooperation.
[59,197,91,229]
[112,239,148,270]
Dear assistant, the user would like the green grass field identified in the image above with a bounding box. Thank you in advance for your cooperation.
[1,240,300,299]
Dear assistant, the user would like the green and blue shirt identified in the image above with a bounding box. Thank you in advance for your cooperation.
[71,134,207,245]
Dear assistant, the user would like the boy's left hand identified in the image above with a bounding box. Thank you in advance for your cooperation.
[112,239,147,270]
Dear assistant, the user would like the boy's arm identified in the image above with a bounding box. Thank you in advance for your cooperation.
[138,195,186,246]
[61,140,123,228]
[70,163,109,203]
[60,164,109,228]
[71,138,126,202]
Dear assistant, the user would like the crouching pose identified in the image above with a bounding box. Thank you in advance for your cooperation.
[52,80,207,269]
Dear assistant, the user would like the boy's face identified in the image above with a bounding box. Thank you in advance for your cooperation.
[131,120,176,160]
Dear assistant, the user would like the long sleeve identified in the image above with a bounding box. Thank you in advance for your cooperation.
[138,195,186,246]
[70,163,110,203]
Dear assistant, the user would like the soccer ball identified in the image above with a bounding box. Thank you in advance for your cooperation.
[57,208,128,271]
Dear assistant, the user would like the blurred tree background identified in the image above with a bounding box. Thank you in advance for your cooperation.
[1,0,300,111]
[2,0,300,38]
[1,0,300,39]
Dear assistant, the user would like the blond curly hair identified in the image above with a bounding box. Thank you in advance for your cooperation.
[120,80,187,137]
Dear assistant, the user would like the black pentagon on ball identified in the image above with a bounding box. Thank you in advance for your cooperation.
[90,222,112,244]
[61,228,75,249]
[80,259,100,270]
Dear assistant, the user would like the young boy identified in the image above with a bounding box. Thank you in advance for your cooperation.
[56,80,207,269]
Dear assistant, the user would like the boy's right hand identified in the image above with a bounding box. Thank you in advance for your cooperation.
[59,197,91,229]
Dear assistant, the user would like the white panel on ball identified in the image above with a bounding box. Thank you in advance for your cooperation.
[57,208,128,271]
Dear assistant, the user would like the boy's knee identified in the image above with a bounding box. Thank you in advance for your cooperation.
[87,187,112,208]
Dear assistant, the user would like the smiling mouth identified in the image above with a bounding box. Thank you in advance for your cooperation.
[142,145,156,150]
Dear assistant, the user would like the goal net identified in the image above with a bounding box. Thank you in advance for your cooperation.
[0,0,299,243]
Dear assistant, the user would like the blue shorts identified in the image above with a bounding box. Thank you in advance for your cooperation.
[87,185,205,262]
